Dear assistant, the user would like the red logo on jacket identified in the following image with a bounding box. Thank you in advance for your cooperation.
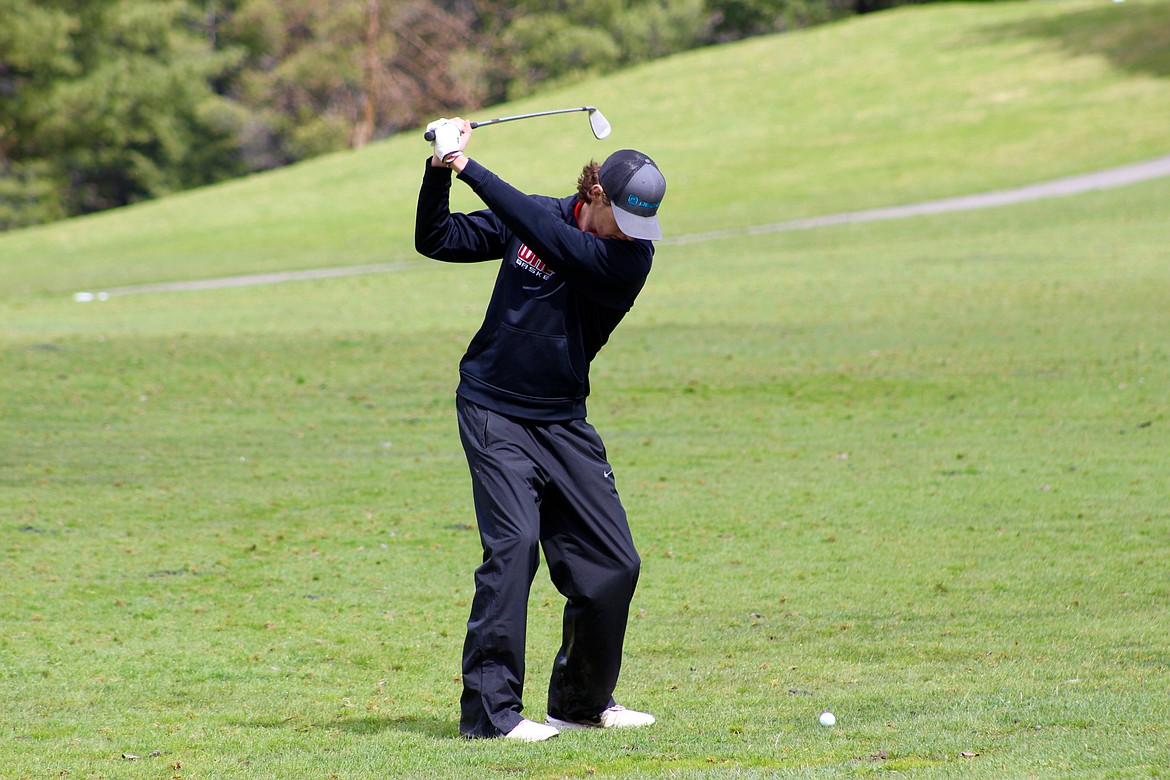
[515,243,553,281]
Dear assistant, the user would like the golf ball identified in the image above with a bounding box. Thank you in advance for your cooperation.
[819,711,836,727]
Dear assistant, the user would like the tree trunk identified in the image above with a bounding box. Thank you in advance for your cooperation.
[352,0,379,148]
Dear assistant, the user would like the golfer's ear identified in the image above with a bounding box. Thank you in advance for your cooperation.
[590,183,607,204]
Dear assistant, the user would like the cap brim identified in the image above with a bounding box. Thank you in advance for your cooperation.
[611,205,662,241]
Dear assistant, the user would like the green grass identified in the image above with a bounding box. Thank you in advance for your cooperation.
[3,1,1170,778]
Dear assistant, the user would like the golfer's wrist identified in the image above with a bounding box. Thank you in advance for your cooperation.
[447,152,468,173]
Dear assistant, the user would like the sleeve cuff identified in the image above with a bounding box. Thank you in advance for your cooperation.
[423,158,454,178]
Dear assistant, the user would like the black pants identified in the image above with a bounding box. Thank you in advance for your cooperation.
[455,397,641,738]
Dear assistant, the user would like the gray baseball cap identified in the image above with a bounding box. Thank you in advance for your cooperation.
[599,149,666,240]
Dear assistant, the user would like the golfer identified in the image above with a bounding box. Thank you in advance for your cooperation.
[414,117,666,742]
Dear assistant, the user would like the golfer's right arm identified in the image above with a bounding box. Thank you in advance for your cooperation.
[414,161,508,263]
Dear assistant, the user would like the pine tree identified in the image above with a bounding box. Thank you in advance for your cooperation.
[1,0,242,227]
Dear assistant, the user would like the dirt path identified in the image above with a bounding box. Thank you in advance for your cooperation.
[662,154,1170,246]
[77,154,1170,300]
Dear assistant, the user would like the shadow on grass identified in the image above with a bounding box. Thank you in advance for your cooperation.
[238,715,457,739]
[978,2,1170,79]
[339,715,456,739]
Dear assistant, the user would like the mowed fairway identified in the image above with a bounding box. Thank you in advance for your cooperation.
[3,2,1170,778]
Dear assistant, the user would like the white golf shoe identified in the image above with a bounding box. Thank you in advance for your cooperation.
[504,719,560,742]
[547,704,656,730]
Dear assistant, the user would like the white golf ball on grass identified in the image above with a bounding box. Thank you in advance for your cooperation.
[819,711,836,727]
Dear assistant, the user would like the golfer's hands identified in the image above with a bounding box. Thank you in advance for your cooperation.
[428,119,460,160]
[428,117,471,170]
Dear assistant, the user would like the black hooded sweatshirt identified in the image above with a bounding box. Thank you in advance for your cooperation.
[414,158,654,422]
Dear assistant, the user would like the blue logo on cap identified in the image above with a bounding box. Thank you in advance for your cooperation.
[627,194,661,209]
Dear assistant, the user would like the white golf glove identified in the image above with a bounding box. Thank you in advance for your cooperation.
[427,118,463,162]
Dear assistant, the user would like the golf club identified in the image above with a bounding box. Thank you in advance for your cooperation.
[423,106,610,142]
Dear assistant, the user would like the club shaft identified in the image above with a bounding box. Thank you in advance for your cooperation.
[472,107,594,128]
[424,107,595,141]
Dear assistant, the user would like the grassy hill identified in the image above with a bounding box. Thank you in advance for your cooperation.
[2,1,1169,778]
[2,0,1169,300]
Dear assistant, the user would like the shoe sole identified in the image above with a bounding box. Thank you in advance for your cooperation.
[506,733,559,742]
[546,716,656,730]
[505,729,560,742]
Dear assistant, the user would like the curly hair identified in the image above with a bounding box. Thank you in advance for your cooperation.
[576,161,607,204]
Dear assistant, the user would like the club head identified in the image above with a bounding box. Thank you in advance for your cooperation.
[587,108,611,140]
